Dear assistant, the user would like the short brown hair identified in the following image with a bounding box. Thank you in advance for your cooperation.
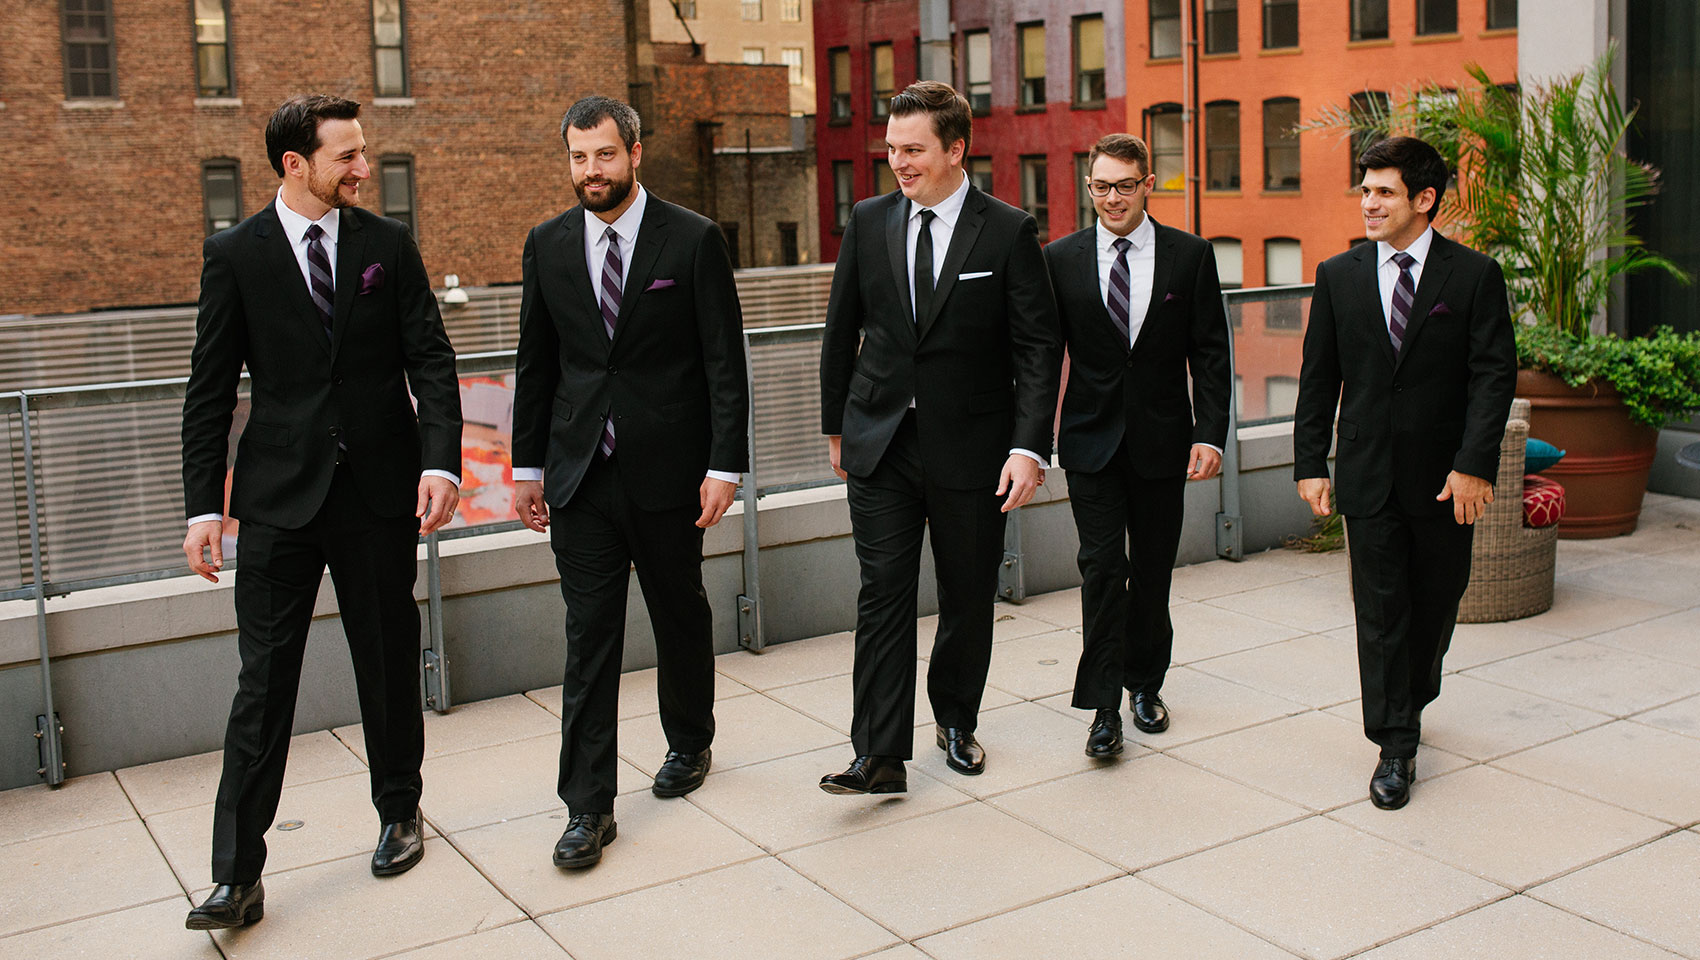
[265,94,361,177]
[1088,134,1151,178]
[888,80,972,153]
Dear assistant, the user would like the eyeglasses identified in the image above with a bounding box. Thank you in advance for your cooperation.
[1084,178,1149,197]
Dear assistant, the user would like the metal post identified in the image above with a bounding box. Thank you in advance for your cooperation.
[737,333,764,651]
[19,392,66,785]
[422,530,451,712]
[998,507,1027,602]
[1216,291,1244,561]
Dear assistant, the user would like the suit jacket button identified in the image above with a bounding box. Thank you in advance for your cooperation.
[333,376,344,385]
[608,366,617,374]
[329,426,340,437]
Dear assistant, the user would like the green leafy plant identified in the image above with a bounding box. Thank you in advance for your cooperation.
[1284,511,1344,553]
[1516,322,1700,427]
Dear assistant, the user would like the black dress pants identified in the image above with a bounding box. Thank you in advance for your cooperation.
[550,454,715,816]
[845,412,1007,758]
[1066,446,1186,709]
[1345,501,1475,759]
[212,464,423,884]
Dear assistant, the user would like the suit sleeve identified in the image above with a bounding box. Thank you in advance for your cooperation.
[181,235,246,520]
[1004,214,1064,459]
[819,209,863,436]
[1452,257,1517,482]
[694,222,751,473]
[511,227,560,471]
[1293,261,1342,481]
[1187,241,1232,449]
[395,225,463,476]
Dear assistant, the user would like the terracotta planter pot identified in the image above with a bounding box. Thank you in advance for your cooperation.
[1516,369,1659,538]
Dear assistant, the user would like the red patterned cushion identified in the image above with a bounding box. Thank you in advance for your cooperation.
[1523,474,1566,528]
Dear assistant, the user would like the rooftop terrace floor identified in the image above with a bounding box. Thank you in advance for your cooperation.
[4,493,1698,959]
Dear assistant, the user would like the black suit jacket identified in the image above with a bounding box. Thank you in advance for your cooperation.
[512,193,749,511]
[1046,219,1231,478]
[1293,232,1516,517]
[182,202,463,529]
[820,185,1062,488]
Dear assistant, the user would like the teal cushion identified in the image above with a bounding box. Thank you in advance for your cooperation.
[1525,438,1565,473]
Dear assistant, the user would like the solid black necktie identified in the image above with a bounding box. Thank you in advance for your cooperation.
[913,209,937,324]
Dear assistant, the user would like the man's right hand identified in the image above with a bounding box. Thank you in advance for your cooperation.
[827,435,847,481]
[183,520,225,583]
[514,480,551,532]
[1297,477,1333,517]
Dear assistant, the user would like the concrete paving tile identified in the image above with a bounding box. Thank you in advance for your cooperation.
[1203,576,1358,633]
[1120,666,1309,749]
[1603,513,1700,558]
[449,792,764,916]
[1171,710,1470,812]
[1141,817,1506,960]
[712,631,855,691]
[1331,765,1668,889]
[1552,538,1637,576]
[1388,675,1614,761]
[990,752,1309,870]
[1168,601,1308,663]
[905,700,1150,800]
[984,629,1093,700]
[386,921,569,959]
[0,820,182,938]
[779,802,1119,940]
[917,609,1059,648]
[334,693,559,764]
[1261,546,1351,578]
[0,897,220,960]
[1494,721,1700,824]
[0,772,136,846]
[1168,555,1309,601]
[526,668,755,721]
[1355,895,1685,960]
[117,730,362,816]
[205,839,521,960]
[1189,631,1362,708]
[1465,640,1700,718]
[616,692,845,777]
[1007,585,1084,628]
[539,858,897,960]
[1590,611,1700,671]
[1438,620,1575,672]
[1558,556,1700,608]
[763,659,1018,736]
[686,744,972,852]
[1530,831,1700,959]
[857,947,931,960]
[918,875,1302,960]
[1518,584,1676,639]
[417,735,568,833]
[1632,695,1700,740]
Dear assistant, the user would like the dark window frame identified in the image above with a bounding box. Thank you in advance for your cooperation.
[828,47,852,123]
[1262,96,1300,191]
[1347,90,1389,185]
[1072,14,1106,108]
[1074,153,1095,230]
[1416,0,1458,36]
[371,0,409,98]
[722,222,742,268]
[869,42,894,121]
[1261,0,1298,50]
[777,221,799,266]
[962,29,991,115]
[1019,154,1049,236]
[1205,99,1242,191]
[193,0,235,98]
[378,154,417,235]
[61,0,119,99]
[1149,0,1181,59]
[966,156,994,196]
[1486,0,1517,30]
[873,157,897,197]
[201,158,243,236]
[1017,21,1046,110]
[1145,101,1185,192]
[1350,0,1389,41]
[832,161,854,231]
[1203,0,1238,55]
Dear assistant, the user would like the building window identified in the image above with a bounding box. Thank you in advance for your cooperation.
[1265,376,1299,417]
[722,223,741,268]
[742,47,764,65]
[202,160,242,235]
[1417,0,1457,35]
[678,0,696,18]
[1075,154,1095,230]
[967,156,993,195]
[780,47,804,86]
[741,0,762,22]
[874,160,897,196]
[1073,16,1106,107]
[1487,0,1517,29]
[1262,0,1297,49]
[1020,156,1048,236]
[61,0,118,99]
[1262,97,1300,190]
[963,30,991,114]
[833,161,854,229]
[1212,238,1243,289]
[780,0,801,22]
[1150,0,1181,59]
[193,0,233,97]
[372,0,407,97]
[870,43,894,120]
[1147,103,1185,191]
[379,156,416,234]
[1205,100,1240,190]
[1018,23,1046,109]
[778,222,799,265]
[1348,90,1389,184]
[829,48,851,122]
[1204,0,1238,55]
[1265,238,1303,327]
[1351,0,1388,40]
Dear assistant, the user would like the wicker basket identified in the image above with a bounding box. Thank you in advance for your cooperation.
[1456,398,1559,622]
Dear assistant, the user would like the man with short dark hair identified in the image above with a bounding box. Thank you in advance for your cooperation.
[818,80,1062,794]
[1048,133,1230,757]
[182,94,463,928]
[512,95,748,867]
[1294,135,1515,809]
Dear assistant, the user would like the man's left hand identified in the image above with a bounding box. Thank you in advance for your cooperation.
[995,455,1044,513]
[1436,470,1495,525]
[697,477,737,528]
[417,475,460,534]
[1187,444,1222,481]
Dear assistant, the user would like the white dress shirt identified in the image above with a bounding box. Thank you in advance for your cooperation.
[512,184,740,486]
[1094,213,1156,348]
[1376,225,1435,332]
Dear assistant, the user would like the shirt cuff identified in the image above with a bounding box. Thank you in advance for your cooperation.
[187,513,223,528]
[422,469,461,487]
[511,467,544,482]
[706,470,741,484]
[1009,448,1048,468]
[1195,443,1224,455]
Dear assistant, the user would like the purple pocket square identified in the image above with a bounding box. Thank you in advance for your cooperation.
[646,278,676,292]
[358,263,384,295]
[1428,301,1452,317]
[1164,292,1181,303]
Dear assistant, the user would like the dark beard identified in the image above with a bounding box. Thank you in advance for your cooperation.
[575,173,633,212]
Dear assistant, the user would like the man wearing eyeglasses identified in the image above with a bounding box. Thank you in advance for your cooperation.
[1045,133,1230,758]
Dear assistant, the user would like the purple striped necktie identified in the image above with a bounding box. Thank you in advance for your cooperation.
[1389,251,1416,353]
[598,225,622,458]
[1106,237,1133,345]
[304,223,334,341]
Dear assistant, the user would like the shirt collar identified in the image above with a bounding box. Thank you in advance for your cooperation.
[274,187,340,245]
[1377,225,1434,268]
[1097,212,1154,252]
[586,183,649,244]
[910,172,970,230]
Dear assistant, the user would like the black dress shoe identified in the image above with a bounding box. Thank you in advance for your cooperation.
[1130,691,1170,734]
[1085,708,1124,758]
[936,725,986,775]
[370,813,424,876]
[819,755,907,795]
[185,881,264,930]
[553,813,617,868]
[1370,757,1416,810]
[651,748,712,798]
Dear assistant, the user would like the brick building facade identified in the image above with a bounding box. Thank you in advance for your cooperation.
[650,0,817,116]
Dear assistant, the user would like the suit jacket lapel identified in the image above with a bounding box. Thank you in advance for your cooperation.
[254,202,331,356]
[1395,234,1452,372]
[884,196,916,337]
[1070,231,1121,348]
[330,208,365,357]
[920,188,985,339]
[1354,244,1398,368]
[1131,220,1175,356]
[615,198,668,346]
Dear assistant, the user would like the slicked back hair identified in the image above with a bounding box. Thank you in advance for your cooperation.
[265,94,361,177]
[1088,133,1151,178]
[561,96,642,150]
[888,80,972,153]
[1358,136,1449,221]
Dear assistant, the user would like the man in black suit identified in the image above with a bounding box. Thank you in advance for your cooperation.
[1046,134,1230,757]
[512,96,748,868]
[181,94,463,928]
[818,81,1062,794]
[1294,136,1515,810]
